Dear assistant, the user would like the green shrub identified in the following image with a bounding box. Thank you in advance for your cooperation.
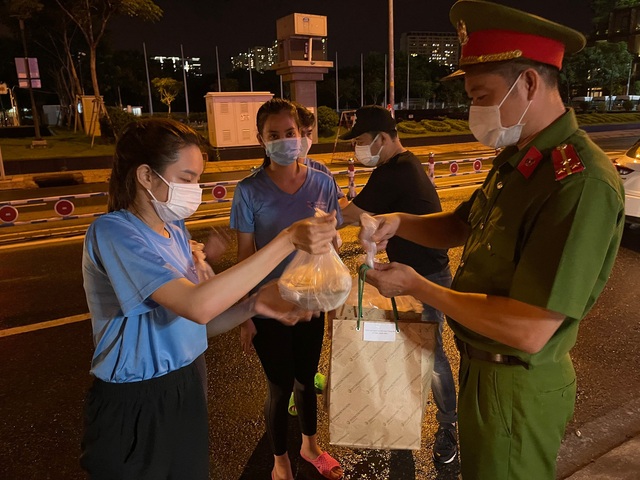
[100,107,138,140]
[442,118,469,131]
[578,101,592,113]
[396,121,427,134]
[317,106,339,136]
[420,119,452,132]
[575,112,640,125]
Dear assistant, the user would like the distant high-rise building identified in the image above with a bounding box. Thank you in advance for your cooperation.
[151,56,203,77]
[400,31,460,68]
[231,42,279,73]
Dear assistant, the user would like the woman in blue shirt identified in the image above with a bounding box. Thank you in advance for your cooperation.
[231,98,344,480]
[80,118,337,480]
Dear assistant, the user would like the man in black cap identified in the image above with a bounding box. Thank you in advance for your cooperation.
[363,1,625,479]
[340,105,459,465]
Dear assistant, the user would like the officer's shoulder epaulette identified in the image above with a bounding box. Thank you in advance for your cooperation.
[552,144,585,181]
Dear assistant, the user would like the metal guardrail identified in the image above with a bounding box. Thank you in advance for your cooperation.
[0,156,492,227]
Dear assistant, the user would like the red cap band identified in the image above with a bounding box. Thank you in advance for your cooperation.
[461,29,565,69]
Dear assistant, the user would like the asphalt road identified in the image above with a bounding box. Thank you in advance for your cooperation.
[1,176,640,479]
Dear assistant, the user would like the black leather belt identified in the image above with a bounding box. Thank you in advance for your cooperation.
[455,337,528,368]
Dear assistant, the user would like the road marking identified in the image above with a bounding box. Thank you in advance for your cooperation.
[0,313,90,338]
[0,234,85,250]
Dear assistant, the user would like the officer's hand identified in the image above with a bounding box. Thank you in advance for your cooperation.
[365,262,420,298]
[367,213,401,252]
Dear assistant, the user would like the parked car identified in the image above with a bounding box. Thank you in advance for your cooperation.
[615,140,640,225]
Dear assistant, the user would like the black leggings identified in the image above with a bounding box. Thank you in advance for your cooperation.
[252,314,325,456]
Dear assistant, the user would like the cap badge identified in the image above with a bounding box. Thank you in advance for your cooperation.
[457,20,469,46]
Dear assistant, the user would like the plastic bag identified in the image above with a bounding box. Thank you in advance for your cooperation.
[359,212,380,268]
[278,210,352,311]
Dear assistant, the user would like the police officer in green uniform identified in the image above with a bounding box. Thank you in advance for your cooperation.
[363,1,626,479]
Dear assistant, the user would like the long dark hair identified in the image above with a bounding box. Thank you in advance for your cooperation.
[256,98,299,168]
[108,118,202,212]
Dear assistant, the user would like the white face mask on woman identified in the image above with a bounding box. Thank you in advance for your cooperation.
[354,133,383,167]
[264,137,301,166]
[468,72,532,149]
[147,170,202,222]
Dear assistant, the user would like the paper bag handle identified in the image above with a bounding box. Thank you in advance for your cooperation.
[357,264,399,332]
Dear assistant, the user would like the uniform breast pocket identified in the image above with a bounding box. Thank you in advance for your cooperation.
[468,189,488,229]
[484,226,517,295]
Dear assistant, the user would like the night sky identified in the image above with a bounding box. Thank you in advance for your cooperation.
[110,0,595,72]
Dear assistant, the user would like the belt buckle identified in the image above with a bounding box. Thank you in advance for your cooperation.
[490,352,505,363]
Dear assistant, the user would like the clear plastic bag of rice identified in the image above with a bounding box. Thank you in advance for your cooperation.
[278,210,352,311]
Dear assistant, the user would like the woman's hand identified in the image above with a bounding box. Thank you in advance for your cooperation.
[190,240,215,282]
[240,319,257,355]
[203,227,230,265]
[364,262,421,298]
[286,211,338,254]
[253,281,316,326]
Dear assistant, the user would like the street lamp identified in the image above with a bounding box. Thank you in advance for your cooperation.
[77,51,86,95]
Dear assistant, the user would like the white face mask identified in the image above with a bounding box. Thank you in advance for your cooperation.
[468,72,532,149]
[300,135,312,158]
[147,170,202,222]
[354,133,383,167]
[264,137,301,166]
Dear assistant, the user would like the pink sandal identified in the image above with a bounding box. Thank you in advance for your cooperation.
[300,451,343,479]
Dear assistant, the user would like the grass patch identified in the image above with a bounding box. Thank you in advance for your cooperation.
[0,128,115,161]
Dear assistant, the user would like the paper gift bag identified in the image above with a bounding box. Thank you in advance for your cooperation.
[328,269,436,450]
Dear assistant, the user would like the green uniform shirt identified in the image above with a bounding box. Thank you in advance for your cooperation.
[451,109,625,367]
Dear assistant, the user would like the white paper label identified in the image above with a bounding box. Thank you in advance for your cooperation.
[363,321,397,342]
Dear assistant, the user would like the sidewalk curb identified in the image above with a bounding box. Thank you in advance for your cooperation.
[557,396,640,478]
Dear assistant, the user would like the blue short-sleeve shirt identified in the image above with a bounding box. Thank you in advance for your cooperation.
[230,166,342,291]
[82,210,207,383]
[304,157,346,199]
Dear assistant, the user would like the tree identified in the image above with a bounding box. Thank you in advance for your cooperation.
[53,0,162,103]
[562,41,633,106]
[152,77,182,116]
[317,106,339,136]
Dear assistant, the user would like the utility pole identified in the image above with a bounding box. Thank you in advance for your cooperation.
[335,51,339,112]
[143,43,153,115]
[216,46,222,92]
[388,0,395,117]
[360,53,364,107]
[181,44,190,119]
[384,53,388,108]
[406,53,410,109]
[248,49,254,92]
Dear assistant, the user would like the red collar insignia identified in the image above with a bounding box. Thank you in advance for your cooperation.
[517,146,543,179]
[552,144,585,181]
